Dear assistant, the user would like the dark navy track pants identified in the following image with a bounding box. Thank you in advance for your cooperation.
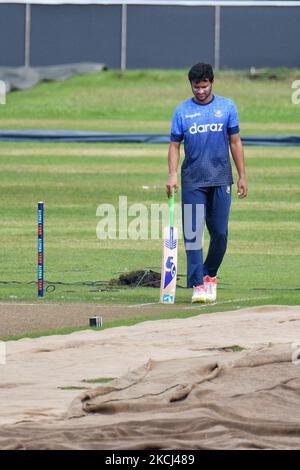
[181,185,231,288]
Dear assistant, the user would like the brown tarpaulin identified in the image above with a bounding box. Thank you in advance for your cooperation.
[0,306,300,449]
[1,344,300,449]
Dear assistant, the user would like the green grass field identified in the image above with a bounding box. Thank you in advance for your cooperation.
[1,69,300,133]
[0,69,300,316]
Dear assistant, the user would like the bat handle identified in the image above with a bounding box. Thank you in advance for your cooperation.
[169,188,175,228]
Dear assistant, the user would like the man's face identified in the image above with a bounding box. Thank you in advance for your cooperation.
[191,79,213,104]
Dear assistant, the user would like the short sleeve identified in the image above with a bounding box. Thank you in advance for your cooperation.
[170,108,184,142]
[227,100,240,135]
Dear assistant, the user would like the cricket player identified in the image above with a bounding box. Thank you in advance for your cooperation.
[166,63,248,303]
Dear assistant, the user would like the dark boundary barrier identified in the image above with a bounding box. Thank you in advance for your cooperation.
[0,3,300,69]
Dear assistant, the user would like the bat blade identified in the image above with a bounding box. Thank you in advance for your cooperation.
[159,225,178,304]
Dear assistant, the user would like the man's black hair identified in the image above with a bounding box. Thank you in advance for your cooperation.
[188,63,214,83]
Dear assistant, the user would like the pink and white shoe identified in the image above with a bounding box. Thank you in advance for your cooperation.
[204,275,217,302]
[191,284,207,303]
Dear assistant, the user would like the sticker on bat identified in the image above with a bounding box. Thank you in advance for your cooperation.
[164,256,177,288]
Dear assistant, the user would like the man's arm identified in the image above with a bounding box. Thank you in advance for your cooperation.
[166,141,180,197]
[229,133,248,198]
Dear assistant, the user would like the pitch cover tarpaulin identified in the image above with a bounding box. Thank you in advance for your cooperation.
[0,63,107,93]
[0,130,299,145]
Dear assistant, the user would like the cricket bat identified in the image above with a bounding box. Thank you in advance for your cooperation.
[159,189,178,304]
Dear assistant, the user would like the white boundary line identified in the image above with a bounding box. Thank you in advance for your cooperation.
[182,295,273,309]
[128,302,159,308]
[128,295,273,309]
[0,296,273,309]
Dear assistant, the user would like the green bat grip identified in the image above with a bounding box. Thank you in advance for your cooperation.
[169,188,175,228]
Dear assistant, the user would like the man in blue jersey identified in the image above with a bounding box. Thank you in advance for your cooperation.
[166,63,248,303]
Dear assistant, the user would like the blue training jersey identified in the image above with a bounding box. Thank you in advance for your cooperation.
[170,95,239,187]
